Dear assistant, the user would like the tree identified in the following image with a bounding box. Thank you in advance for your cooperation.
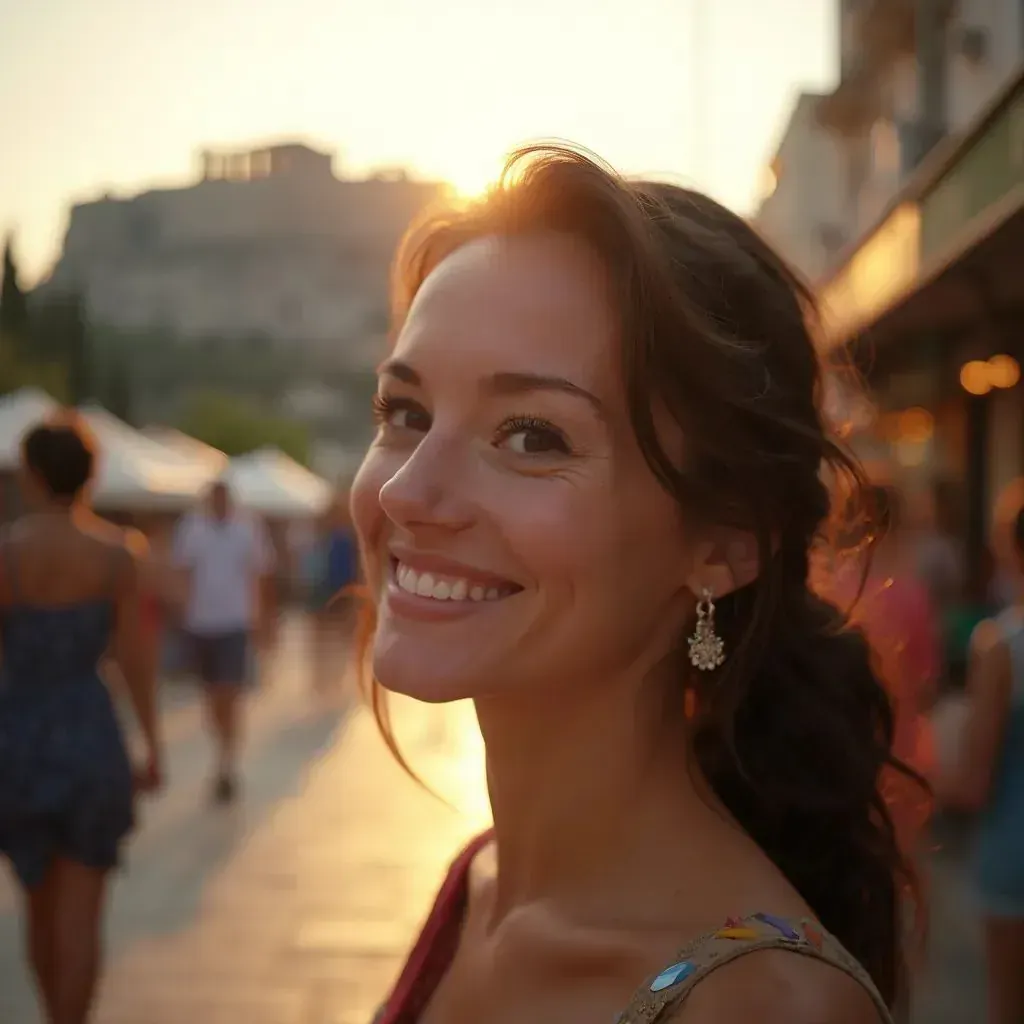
[0,331,68,399]
[104,358,133,424]
[63,294,91,404]
[0,233,30,346]
[32,292,91,403]
[178,390,310,465]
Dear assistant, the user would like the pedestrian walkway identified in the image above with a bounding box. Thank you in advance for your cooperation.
[0,616,986,1022]
[0,621,489,1024]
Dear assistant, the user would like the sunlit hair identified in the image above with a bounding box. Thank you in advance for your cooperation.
[355,144,924,1008]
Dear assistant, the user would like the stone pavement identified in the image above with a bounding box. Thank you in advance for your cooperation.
[911,822,986,1024]
[0,616,986,1022]
[0,621,489,1024]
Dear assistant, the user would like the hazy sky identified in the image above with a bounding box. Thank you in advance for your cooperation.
[0,0,837,283]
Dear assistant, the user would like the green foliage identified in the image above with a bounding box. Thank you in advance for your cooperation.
[104,358,133,424]
[29,293,91,403]
[0,331,68,400]
[178,390,310,465]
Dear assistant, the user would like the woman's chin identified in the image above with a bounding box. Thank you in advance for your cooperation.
[371,644,488,705]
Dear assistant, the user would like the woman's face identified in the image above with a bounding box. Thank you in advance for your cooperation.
[351,232,695,704]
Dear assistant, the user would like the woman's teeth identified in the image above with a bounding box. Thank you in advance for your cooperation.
[396,563,507,602]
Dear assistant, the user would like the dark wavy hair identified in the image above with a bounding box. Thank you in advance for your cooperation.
[358,145,923,1008]
[21,414,96,500]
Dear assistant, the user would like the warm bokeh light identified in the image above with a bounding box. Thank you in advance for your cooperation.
[960,359,994,396]
[987,353,1021,390]
[443,154,503,201]
[897,407,934,444]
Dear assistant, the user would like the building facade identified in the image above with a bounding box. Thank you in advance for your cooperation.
[39,143,447,365]
[814,0,1024,588]
[754,92,849,282]
[759,0,1023,286]
[756,1,1024,588]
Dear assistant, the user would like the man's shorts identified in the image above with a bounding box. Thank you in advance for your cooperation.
[187,631,251,687]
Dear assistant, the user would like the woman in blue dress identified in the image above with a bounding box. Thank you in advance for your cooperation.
[0,415,163,1024]
[940,503,1024,1023]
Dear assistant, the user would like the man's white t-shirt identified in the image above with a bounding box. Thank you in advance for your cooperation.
[172,511,275,636]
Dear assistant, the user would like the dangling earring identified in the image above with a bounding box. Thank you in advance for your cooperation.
[688,588,725,671]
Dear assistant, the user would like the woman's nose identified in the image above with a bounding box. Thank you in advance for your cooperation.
[377,434,475,534]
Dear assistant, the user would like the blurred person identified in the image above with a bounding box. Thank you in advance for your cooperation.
[830,485,939,855]
[939,505,1024,1024]
[172,479,274,803]
[133,514,188,689]
[305,494,359,692]
[0,415,162,1024]
[908,486,963,615]
[356,147,920,1024]
[988,478,1024,610]
[943,546,1000,693]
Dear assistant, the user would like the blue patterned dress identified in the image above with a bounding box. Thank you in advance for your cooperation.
[0,581,134,888]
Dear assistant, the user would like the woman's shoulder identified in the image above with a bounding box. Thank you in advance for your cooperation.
[661,939,888,1023]
[627,913,891,1024]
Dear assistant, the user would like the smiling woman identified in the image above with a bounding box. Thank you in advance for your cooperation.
[351,144,920,1024]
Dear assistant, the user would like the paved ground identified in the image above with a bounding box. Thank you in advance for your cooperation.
[0,618,986,1022]
[0,620,488,1024]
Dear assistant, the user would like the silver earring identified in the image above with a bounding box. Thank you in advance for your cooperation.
[688,589,725,671]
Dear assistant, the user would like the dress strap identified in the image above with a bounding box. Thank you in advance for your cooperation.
[616,913,893,1023]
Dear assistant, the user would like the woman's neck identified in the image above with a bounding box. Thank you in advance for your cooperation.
[29,501,79,523]
[474,669,726,927]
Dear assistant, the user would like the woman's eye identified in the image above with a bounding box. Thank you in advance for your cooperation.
[500,420,571,456]
[373,396,431,433]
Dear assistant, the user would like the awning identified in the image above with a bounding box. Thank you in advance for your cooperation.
[820,68,1024,353]
[223,447,333,518]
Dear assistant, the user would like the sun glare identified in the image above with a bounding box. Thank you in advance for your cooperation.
[442,154,504,201]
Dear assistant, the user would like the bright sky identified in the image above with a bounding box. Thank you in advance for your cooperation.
[0,0,837,284]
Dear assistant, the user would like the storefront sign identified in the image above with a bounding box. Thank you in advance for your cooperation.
[920,79,1024,262]
[820,202,921,349]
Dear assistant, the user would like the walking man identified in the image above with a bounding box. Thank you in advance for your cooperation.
[173,480,275,802]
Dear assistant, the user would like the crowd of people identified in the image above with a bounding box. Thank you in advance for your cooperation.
[0,413,356,1024]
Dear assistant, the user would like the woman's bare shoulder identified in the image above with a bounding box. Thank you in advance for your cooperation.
[79,515,148,558]
[667,948,888,1024]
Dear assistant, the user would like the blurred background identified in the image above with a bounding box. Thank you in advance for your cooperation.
[0,0,1022,1021]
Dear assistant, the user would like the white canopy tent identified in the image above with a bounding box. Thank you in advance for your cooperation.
[141,427,228,473]
[0,390,220,511]
[79,405,221,511]
[0,388,60,468]
[224,447,333,518]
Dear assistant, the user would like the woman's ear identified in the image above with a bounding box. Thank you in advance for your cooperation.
[685,531,760,599]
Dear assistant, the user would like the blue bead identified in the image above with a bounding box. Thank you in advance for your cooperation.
[754,912,800,940]
[649,961,695,992]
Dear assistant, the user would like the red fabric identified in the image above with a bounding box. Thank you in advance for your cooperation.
[139,591,163,638]
[377,830,493,1024]
[833,567,939,852]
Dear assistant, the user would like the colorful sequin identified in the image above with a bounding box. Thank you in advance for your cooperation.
[715,926,760,940]
[754,912,800,941]
[804,922,823,950]
[649,960,695,992]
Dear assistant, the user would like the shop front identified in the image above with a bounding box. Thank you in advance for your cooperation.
[820,68,1024,585]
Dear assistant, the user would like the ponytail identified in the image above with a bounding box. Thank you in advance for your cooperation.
[689,523,923,1009]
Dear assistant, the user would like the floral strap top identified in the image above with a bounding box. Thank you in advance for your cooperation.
[374,833,894,1024]
[612,910,893,1022]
